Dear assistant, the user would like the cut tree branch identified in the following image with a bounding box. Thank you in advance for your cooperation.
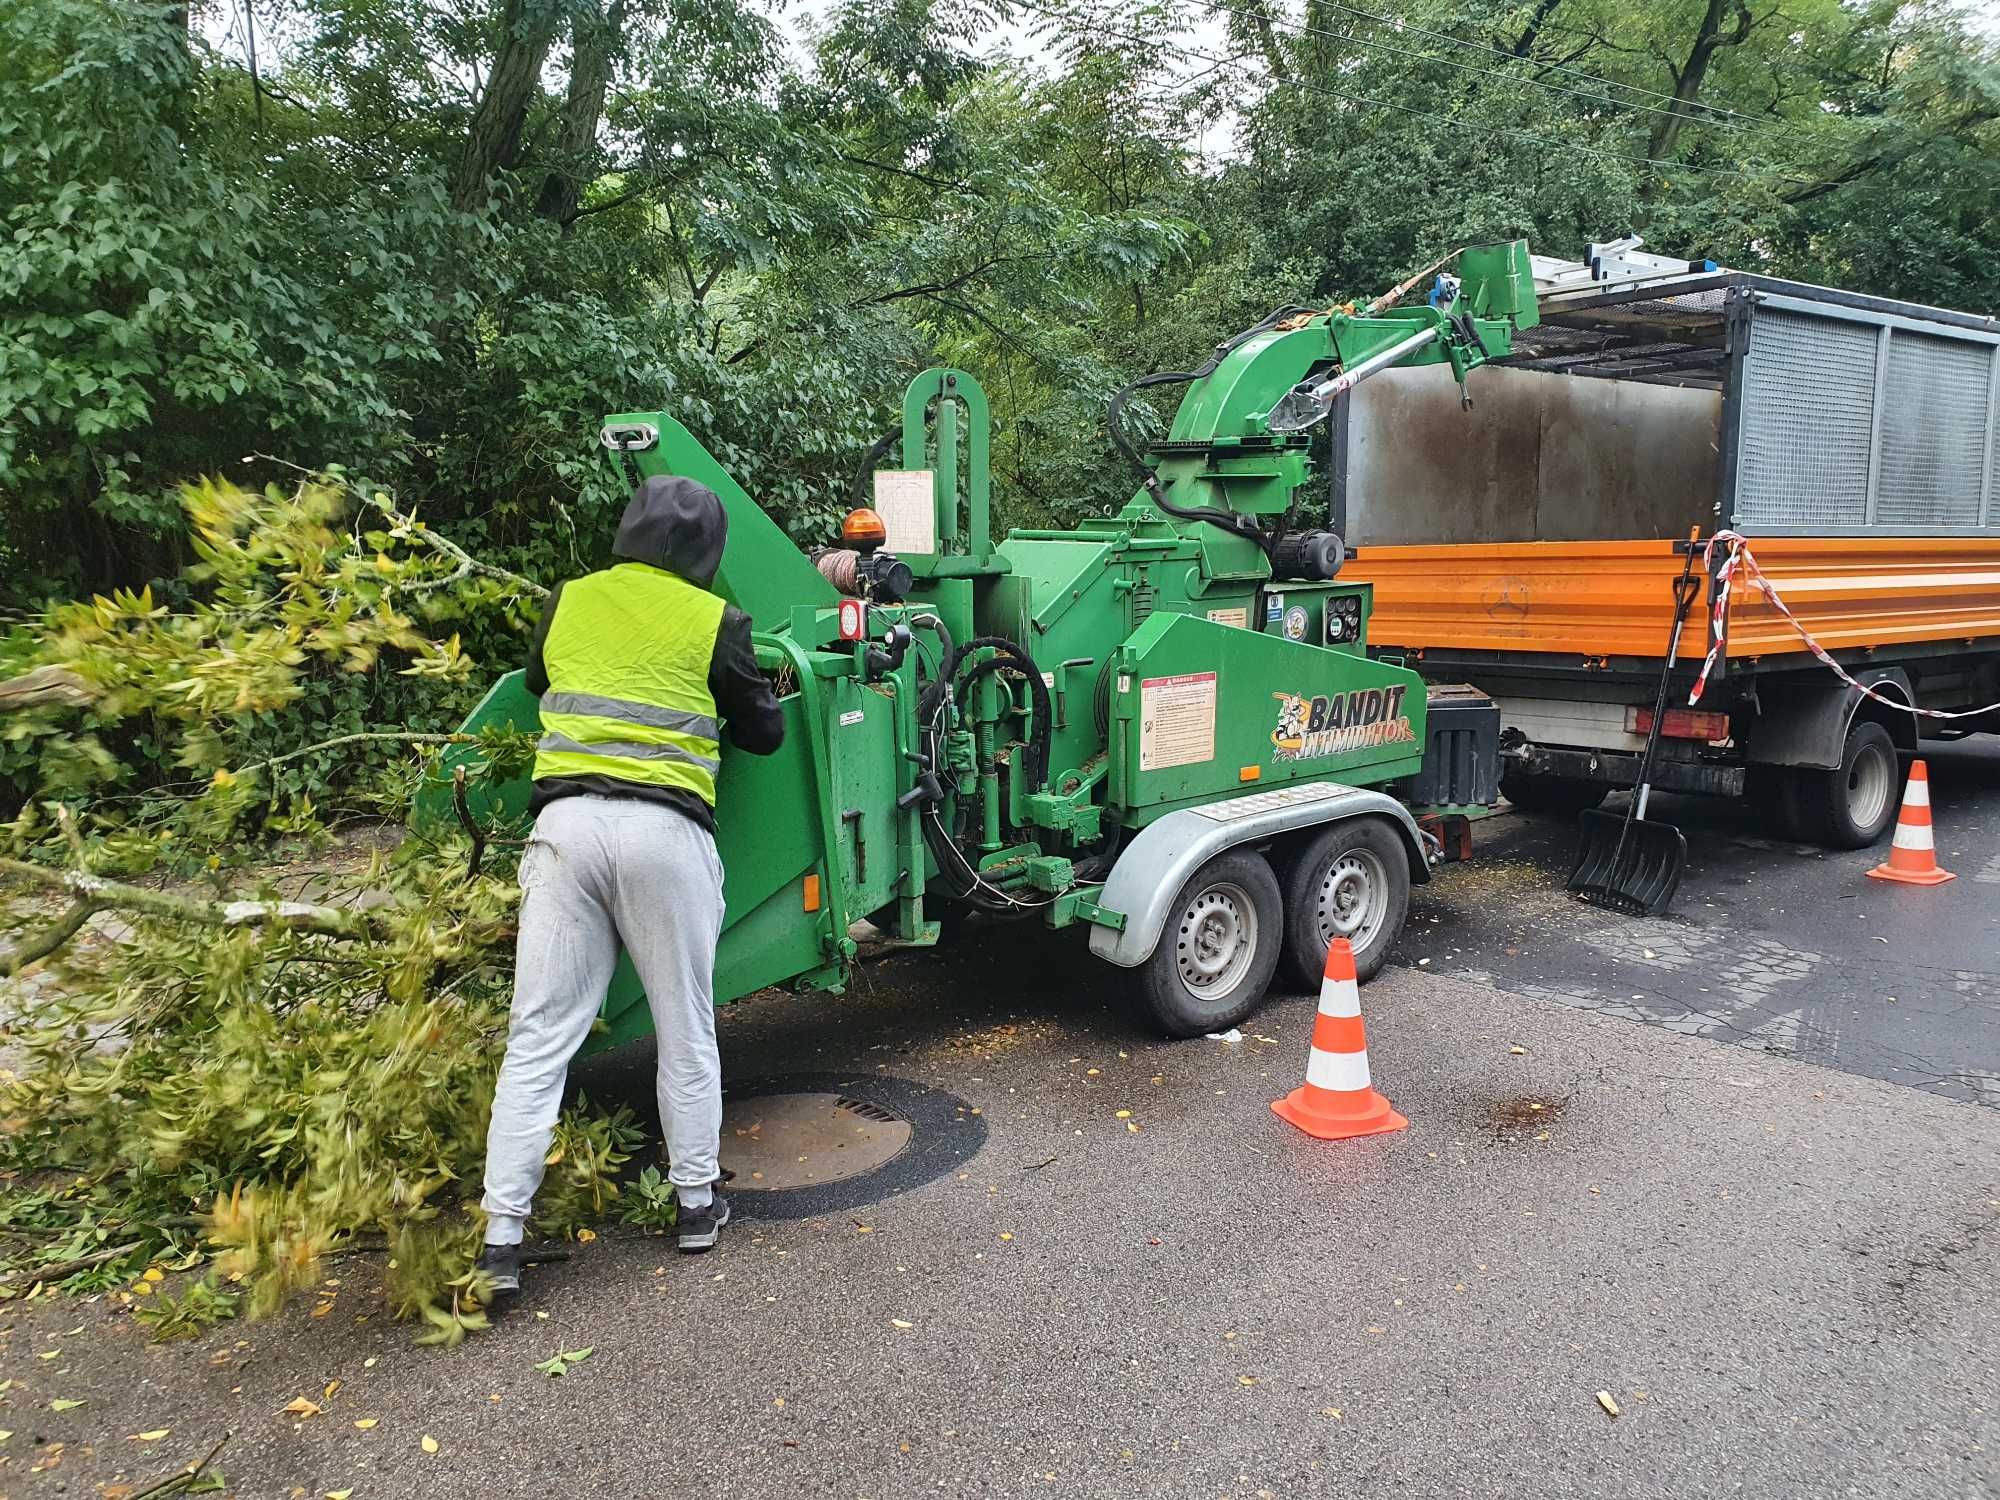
[0,666,92,713]
[0,858,398,944]
[1,900,96,979]
[230,731,480,779]
[251,456,549,600]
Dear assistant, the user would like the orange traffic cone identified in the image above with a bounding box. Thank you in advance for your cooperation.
[1867,759,1955,886]
[1271,937,1408,1140]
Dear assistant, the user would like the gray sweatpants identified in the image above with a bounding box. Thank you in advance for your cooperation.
[480,795,725,1246]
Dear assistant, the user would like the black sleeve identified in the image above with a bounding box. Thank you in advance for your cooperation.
[709,605,785,755]
[523,581,563,697]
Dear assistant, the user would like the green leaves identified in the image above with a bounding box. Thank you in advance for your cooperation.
[534,1347,595,1377]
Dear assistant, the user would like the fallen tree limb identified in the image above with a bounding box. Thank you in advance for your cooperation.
[253,454,550,601]
[1,899,97,978]
[0,665,92,712]
[229,730,478,779]
[0,858,397,944]
[0,1238,142,1289]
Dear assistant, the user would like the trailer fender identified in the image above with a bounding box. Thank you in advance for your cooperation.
[1087,783,1430,969]
[1745,668,1916,769]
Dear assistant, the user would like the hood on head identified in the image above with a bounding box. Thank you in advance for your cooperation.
[612,476,729,588]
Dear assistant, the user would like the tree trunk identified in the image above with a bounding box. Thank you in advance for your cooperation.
[451,0,563,214]
[1242,0,1292,83]
[1647,0,1756,162]
[535,0,629,226]
[1511,0,1565,58]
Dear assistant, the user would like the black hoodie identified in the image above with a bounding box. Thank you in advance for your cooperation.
[524,476,786,833]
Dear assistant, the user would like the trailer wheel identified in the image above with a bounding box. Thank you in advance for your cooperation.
[1279,817,1411,990]
[1141,851,1284,1039]
[1802,719,1899,849]
[1499,774,1608,816]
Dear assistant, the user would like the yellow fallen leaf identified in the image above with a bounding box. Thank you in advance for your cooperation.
[576,1228,597,1243]
[891,1319,914,1329]
[1126,1122,1140,1134]
[1086,1068,1100,1076]
[0,1430,11,1443]
[1509,1045,1527,1056]
[37,1349,60,1360]
[855,1225,873,1234]
[363,1357,377,1369]
[1237,1376,1257,1386]
[354,1418,379,1431]
[284,1398,322,1419]
[324,1380,341,1399]
[142,1267,164,1283]
[1115,1110,1132,1119]
[1596,1391,1621,1418]
[133,1283,156,1297]
[129,1429,171,1442]
[998,1232,1014,1242]
[1322,1407,1342,1419]
[311,1302,333,1318]
[328,1490,354,1500]
[421,1434,440,1454]
[772,1398,784,1410]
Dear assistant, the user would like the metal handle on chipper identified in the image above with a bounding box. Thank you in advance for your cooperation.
[1267,326,1440,434]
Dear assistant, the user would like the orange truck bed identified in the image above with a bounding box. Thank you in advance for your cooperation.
[1345,537,2000,665]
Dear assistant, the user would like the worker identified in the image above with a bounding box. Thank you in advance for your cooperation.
[475,475,784,1296]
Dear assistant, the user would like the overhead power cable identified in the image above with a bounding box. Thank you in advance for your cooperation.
[1202,0,1753,132]
[1015,0,1810,186]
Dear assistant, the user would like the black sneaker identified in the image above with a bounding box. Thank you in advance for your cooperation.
[474,1242,522,1298]
[677,1194,731,1254]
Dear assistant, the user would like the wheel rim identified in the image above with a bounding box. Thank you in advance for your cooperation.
[1175,881,1258,995]
[1313,848,1390,954]
[1847,742,1893,831]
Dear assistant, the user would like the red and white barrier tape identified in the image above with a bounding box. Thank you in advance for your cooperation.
[1689,530,2000,720]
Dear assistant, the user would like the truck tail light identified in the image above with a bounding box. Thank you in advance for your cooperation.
[1628,705,1730,742]
[837,598,867,642]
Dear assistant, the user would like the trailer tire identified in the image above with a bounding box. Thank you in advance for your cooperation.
[1500,774,1608,817]
[1801,719,1899,849]
[1279,818,1410,991]
[1141,851,1284,1039]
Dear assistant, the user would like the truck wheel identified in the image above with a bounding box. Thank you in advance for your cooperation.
[1802,719,1899,849]
[1280,818,1411,990]
[1141,851,1284,1039]
[1500,774,1608,816]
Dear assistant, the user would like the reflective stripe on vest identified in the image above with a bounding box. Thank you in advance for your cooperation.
[532,562,726,805]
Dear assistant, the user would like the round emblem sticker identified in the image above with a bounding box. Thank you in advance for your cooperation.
[1283,604,1310,642]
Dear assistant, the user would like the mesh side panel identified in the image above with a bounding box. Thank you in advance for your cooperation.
[1736,309,1877,529]
[1877,333,1993,527]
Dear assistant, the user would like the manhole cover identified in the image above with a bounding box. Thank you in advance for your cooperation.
[720,1091,913,1191]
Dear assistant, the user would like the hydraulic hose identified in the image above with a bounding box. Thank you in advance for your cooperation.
[850,424,904,509]
[944,635,1052,791]
[1105,303,1318,557]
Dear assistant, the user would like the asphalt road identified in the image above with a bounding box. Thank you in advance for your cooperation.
[5,912,1996,1498]
[1411,736,2000,1108]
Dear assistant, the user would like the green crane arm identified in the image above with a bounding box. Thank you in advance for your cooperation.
[1122,240,1540,547]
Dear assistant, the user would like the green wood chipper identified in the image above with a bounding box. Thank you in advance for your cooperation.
[424,241,1541,1040]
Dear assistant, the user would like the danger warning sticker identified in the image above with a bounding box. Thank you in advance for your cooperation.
[1140,672,1217,771]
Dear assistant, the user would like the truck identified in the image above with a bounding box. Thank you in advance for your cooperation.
[426,242,1541,1040]
[1331,242,2000,848]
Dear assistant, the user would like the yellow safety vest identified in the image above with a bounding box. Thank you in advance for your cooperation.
[532,562,727,806]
